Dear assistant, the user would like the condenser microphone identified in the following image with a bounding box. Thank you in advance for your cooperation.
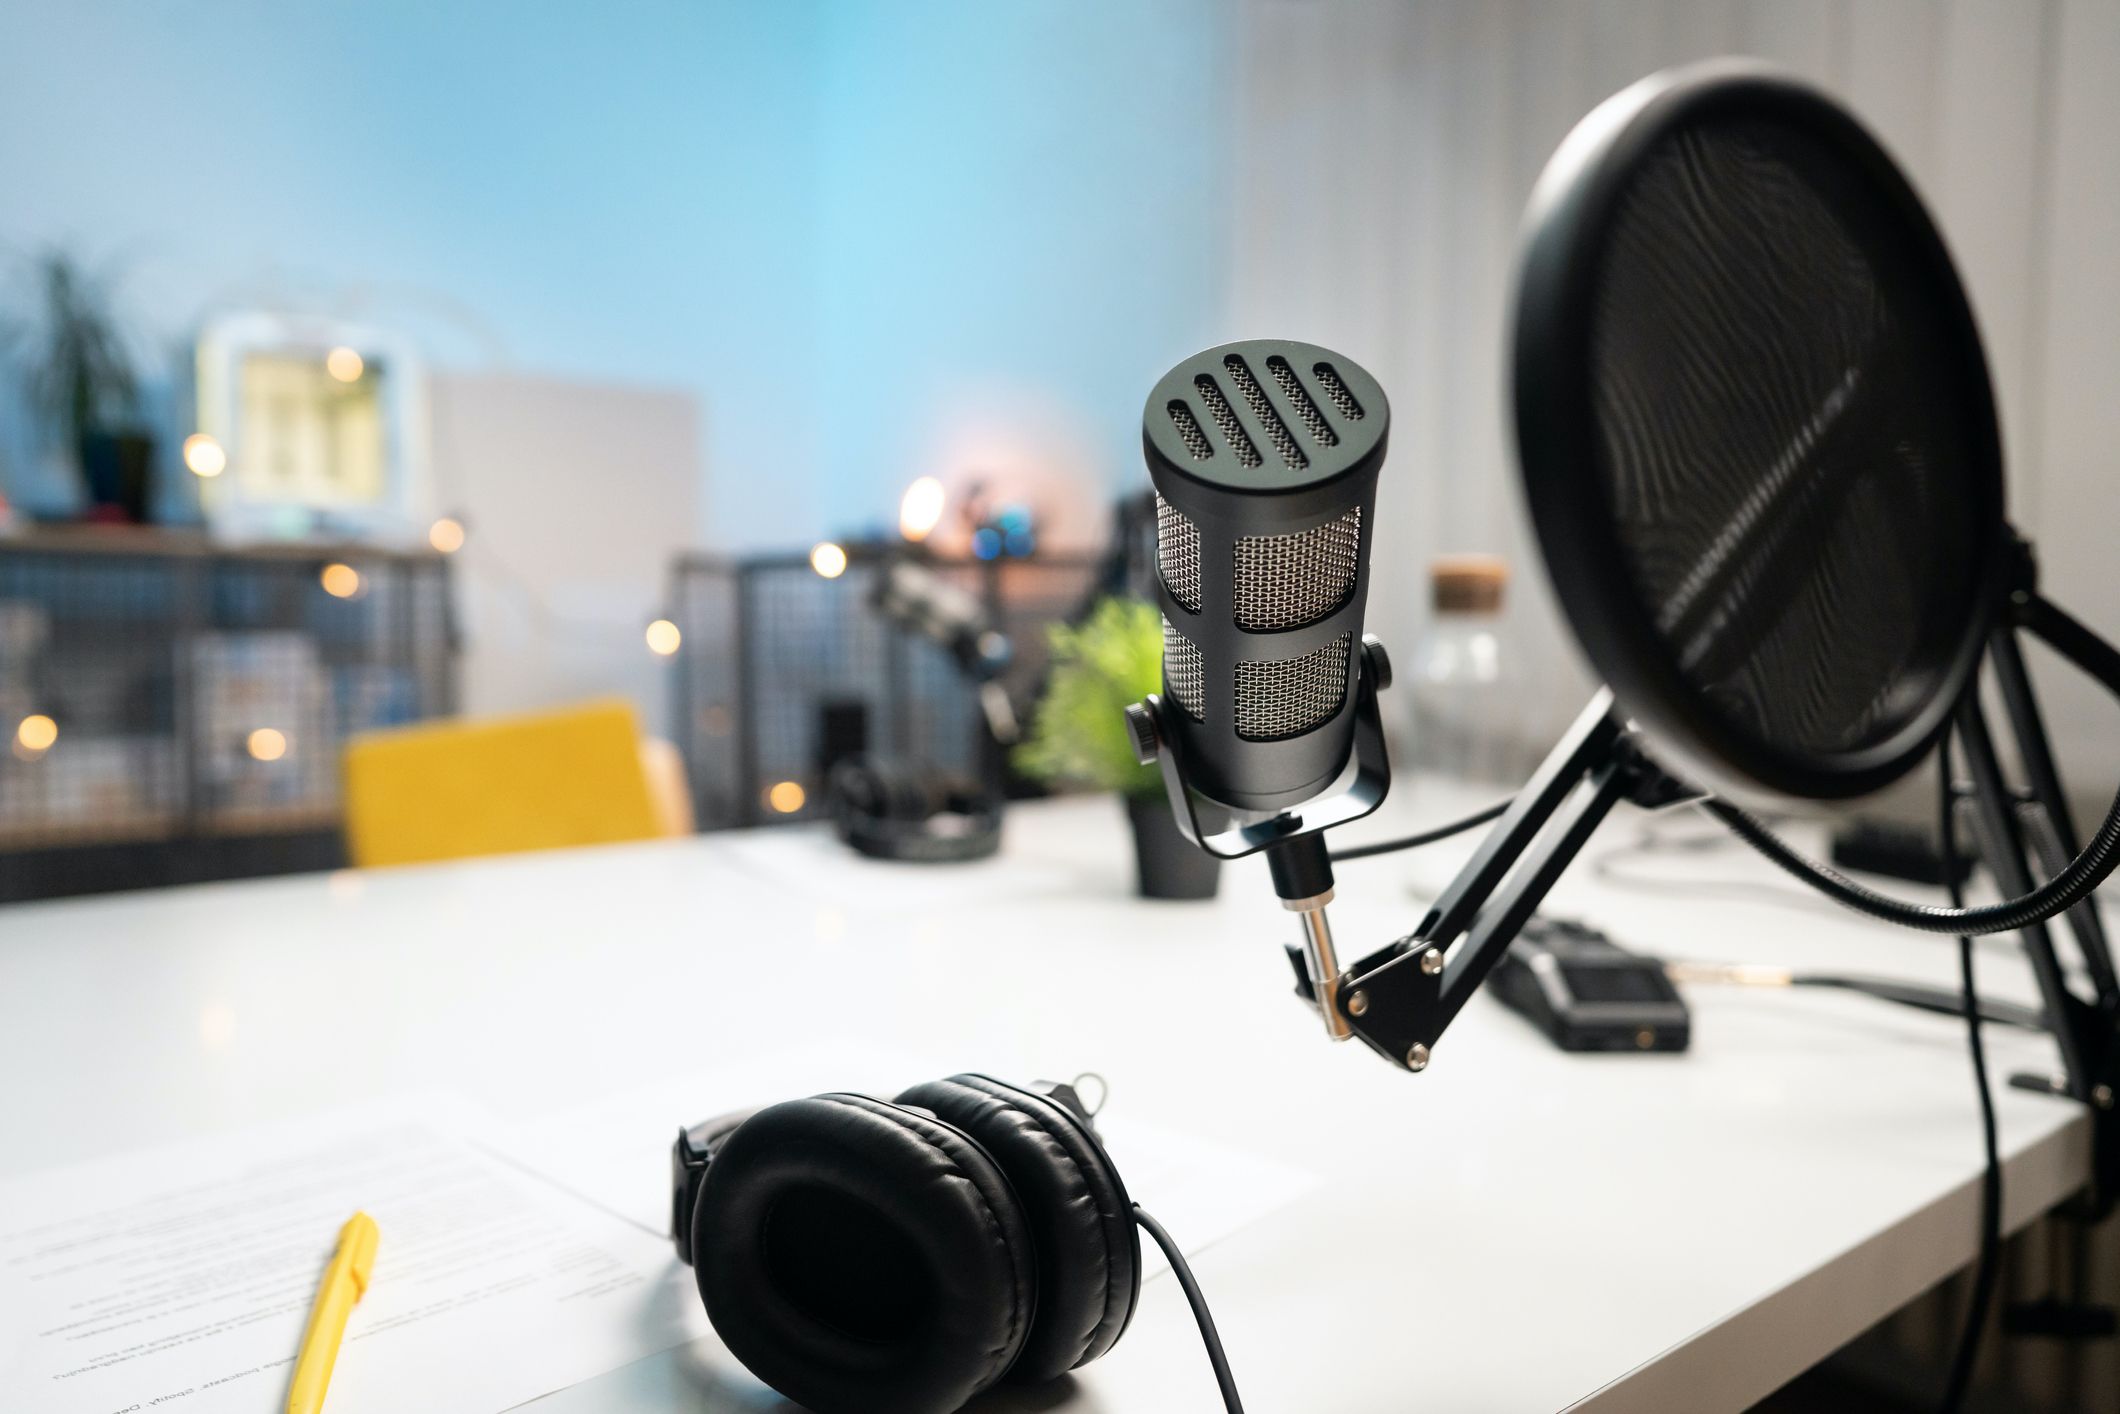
[1125,339,1395,1038]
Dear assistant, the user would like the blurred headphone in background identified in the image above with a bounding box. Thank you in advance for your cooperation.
[826,757,1003,863]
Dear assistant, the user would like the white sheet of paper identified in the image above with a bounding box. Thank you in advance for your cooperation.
[0,1096,703,1414]
[502,1043,1320,1280]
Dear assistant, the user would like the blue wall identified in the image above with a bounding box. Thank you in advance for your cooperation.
[808,2,1236,544]
[0,0,1234,546]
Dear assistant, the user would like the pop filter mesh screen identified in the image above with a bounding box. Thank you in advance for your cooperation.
[1586,113,1989,762]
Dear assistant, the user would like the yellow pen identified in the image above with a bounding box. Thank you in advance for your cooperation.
[286,1212,380,1414]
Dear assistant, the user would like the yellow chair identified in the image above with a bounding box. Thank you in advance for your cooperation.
[342,699,691,867]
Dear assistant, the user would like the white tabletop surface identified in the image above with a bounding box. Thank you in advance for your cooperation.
[0,783,2096,1413]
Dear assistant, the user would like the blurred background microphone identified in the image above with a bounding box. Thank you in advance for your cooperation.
[1127,339,1393,1037]
[871,556,1019,744]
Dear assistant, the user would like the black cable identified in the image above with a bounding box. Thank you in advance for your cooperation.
[1662,964,2045,1030]
[1793,974,2047,1031]
[1133,1204,1244,1414]
[1330,797,1512,862]
[1700,780,2120,935]
[1936,731,2002,1414]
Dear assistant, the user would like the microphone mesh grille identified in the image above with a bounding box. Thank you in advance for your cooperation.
[1155,495,1202,613]
[1235,633,1352,741]
[1265,356,1337,446]
[1166,401,1214,461]
[1193,375,1263,467]
[1224,356,1307,469]
[1232,508,1362,631]
[1311,362,1365,422]
[1162,617,1206,720]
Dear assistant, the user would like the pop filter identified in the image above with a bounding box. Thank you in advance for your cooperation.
[1513,60,2004,801]
[1308,65,2119,1184]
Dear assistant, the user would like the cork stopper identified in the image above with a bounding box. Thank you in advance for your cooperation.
[1431,555,1507,614]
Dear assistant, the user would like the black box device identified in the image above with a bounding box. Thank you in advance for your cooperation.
[1491,916,1690,1053]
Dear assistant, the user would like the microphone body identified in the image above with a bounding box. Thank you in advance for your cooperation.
[1139,341,1393,1044]
[1143,341,1390,815]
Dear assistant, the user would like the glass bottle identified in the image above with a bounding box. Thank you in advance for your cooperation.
[1406,556,1517,784]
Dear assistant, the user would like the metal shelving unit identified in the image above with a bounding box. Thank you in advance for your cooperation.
[0,527,455,902]
[669,547,1105,831]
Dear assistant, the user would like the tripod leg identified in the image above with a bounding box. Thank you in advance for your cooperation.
[1991,628,2120,1010]
[1955,695,2091,1097]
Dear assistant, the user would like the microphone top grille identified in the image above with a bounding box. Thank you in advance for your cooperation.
[1144,340,1387,495]
[1266,356,1337,446]
[1193,375,1262,468]
[1224,356,1307,470]
[1311,362,1366,422]
[1166,401,1214,461]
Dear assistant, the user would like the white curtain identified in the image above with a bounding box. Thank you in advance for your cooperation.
[1226,0,2120,786]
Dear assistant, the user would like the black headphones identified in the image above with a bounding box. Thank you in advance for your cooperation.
[826,757,1003,864]
[672,1073,1235,1414]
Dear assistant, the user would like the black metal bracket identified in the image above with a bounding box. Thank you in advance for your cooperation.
[1333,690,1700,1070]
[1128,635,1393,862]
[1259,528,2120,1213]
[1986,532,2120,1215]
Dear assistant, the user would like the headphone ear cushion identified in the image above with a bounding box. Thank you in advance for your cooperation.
[872,759,936,820]
[895,1075,1141,1383]
[691,1095,1035,1414]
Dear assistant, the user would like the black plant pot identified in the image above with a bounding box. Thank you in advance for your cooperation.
[1125,795,1221,900]
[78,431,155,524]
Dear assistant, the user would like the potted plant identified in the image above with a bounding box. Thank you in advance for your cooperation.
[1015,596,1220,899]
[17,252,154,523]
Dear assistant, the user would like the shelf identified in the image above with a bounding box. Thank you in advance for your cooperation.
[0,525,448,566]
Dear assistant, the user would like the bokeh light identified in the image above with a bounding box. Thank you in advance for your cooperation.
[810,542,849,579]
[15,714,58,754]
[183,433,226,478]
[899,477,946,541]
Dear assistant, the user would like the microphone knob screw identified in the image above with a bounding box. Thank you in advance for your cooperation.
[1419,947,1444,975]
[1124,702,1161,766]
[1406,1043,1430,1071]
[1361,635,1394,692]
[1346,989,1370,1017]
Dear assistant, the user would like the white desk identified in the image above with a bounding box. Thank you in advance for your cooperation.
[0,787,2094,1412]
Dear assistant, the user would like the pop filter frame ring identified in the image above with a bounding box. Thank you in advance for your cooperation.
[1512,59,2008,801]
[1698,582,2120,941]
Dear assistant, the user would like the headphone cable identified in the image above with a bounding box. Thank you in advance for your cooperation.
[1133,1205,1245,1414]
